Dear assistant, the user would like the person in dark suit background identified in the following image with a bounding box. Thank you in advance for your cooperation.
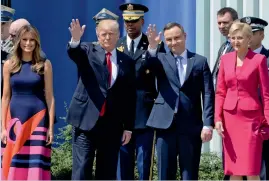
[145,22,215,180]
[241,16,269,181]
[1,5,15,59]
[212,7,238,89]
[1,5,15,97]
[116,3,166,180]
[67,18,136,180]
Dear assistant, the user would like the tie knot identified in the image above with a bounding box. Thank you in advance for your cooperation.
[106,52,112,56]
[176,56,183,62]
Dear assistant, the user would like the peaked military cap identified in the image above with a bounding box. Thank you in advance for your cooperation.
[119,3,148,21]
[1,5,15,22]
[240,16,268,32]
[92,8,119,24]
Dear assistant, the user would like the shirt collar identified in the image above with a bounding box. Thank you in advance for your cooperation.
[253,46,263,54]
[105,49,117,58]
[127,33,142,47]
[174,49,187,60]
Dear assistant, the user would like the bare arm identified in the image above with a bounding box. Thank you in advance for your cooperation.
[1,60,11,130]
[1,60,11,144]
[44,60,55,144]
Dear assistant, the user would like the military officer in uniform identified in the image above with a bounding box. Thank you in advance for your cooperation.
[241,16,269,181]
[116,3,166,180]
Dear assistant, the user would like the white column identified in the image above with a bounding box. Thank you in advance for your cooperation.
[243,0,259,17]
[209,0,226,70]
[226,0,243,18]
[196,0,210,61]
[259,0,269,46]
[209,0,226,155]
[196,0,211,153]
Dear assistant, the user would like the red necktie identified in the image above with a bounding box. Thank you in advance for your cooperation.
[100,52,112,116]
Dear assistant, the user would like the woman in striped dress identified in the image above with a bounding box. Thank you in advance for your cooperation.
[1,24,55,180]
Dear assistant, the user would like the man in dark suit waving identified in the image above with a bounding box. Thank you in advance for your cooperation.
[116,3,166,180]
[67,18,136,180]
[145,22,215,180]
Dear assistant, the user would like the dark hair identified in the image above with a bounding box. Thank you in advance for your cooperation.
[217,7,238,20]
[163,22,185,33]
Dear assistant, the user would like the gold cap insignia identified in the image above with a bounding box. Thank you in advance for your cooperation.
[146,69,150,74]
[127,4,134,11]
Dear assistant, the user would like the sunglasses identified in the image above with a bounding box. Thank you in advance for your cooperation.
[9,33,16,38]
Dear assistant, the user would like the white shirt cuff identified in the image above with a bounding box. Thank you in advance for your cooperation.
[203,126,213,130]
[125,130,132,134]
[147,47,157,57]
[69,38,80,48]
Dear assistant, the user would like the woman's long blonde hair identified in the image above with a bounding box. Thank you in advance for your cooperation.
[9,25,45,74]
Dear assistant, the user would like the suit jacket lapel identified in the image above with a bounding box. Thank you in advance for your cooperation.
[184,50,195,82]
[94,45,109,89]
[239,49,254,74]
[133,34,148,60]
[212,42,226,76]
[108,50,124,89]
[165,52,180,87]
[226,43,233,53]
[235,50,253,77]
[95,44,105,64]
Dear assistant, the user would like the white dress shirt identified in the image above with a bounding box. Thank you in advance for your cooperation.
[222,39,231,55]
[174,49,187,113]
[174,49,188,84]
[253,46,263,54]
[126,33,142,53]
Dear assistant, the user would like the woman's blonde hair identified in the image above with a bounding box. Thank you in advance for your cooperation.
[229,21,253,38]
[9,25,45,74]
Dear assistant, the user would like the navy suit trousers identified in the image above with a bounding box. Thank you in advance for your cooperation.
[71,117,122,180]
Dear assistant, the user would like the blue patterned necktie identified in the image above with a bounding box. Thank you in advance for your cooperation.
[176,56,185,85]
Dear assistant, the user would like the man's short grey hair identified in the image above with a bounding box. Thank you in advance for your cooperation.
[97,19,120,33]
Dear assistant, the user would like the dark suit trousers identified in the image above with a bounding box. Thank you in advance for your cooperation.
[117,128,154,180]
[156,123,202,180]
[260,140,269,180]
[71,117,122,180]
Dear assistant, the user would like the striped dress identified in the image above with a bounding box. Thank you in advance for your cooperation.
[1,60,51,180]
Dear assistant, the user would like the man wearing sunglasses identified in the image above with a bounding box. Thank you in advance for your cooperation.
[116,3,166,180]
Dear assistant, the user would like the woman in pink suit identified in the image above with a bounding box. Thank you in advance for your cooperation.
[215,21,269,180]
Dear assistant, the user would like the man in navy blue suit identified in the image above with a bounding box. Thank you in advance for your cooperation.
[67,18,136,180]
[145,22,215,180]
[116,3,166,180]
